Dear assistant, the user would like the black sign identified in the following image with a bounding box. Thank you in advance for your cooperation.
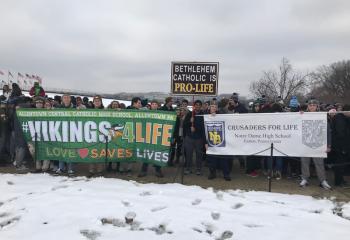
[171,62,219,96]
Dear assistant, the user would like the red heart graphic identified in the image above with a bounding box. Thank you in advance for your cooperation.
[78,148,89,159]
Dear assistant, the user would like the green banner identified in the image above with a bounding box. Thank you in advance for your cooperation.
[16,109,176,166]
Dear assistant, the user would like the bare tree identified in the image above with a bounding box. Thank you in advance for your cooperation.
[250,58,309,101]
[310,60,350,103]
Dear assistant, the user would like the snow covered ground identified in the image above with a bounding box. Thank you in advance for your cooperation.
[0,173,349,240]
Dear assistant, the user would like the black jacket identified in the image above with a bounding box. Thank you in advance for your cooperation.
[330,113,349,152]
[234,103,248,113]
[183,110,205,140]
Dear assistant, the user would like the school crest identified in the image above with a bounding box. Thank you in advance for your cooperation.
[205,121,225,147]
[302,120,327,149]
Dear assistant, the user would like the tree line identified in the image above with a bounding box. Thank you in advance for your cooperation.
[250,58,350,104]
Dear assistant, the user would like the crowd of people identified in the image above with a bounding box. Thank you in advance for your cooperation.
[0,82,349,190]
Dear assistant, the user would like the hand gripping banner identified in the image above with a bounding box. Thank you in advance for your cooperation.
[16,109,176,166]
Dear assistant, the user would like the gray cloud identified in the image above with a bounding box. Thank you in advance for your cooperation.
[0,0,349,96]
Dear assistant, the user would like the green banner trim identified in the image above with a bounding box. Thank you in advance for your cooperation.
[16,109,177,166]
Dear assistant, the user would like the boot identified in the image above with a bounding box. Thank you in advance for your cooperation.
[208,168,216,180]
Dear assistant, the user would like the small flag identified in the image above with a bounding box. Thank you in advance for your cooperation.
[18,72,24,77]
[25,73,30,78]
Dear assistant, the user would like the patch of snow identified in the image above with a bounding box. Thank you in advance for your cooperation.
[0,173,349,240]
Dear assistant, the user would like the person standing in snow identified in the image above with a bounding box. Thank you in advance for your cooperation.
[205,101,231,181]
[328,108,349,187]
[56,94,75,175]
[299,99,332,190]
[33,97,51,173]
[183,100,205,175]
[138,99,164,178]
[88,95,105,177]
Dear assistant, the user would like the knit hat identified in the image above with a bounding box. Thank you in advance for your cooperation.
[33,96,45,103]
[308,99,319,105]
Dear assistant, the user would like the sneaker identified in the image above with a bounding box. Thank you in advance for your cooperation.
[320,180,332,190]
[138,172,147,178]
[275,171,282,180]
[299,179,308,187]
[247,170,259,178]
[55,168,63,175]
[224,176,231,181]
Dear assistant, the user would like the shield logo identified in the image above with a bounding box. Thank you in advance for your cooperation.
[302,120,327,149]
[205,121,225,147]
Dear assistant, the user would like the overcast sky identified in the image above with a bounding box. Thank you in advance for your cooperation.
[1,0,349,96]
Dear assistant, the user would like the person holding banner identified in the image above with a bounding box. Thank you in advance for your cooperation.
[88,95,105,177]
[299,99,332,190]
[183,100,205,175]
[206,102,231,181]
[245,99,263,177]
[56,94,75,175]
[160,97,174,111]
[120,97,142,176]
[138,99,164,178]
[33,97,50,173]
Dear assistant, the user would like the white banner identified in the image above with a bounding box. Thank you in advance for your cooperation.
[204,112,328,158]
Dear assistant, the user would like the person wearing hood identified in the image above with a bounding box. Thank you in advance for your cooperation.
[29,82,45,97]
[229,92,248,114]
[289,96,300,112]
[8,83,24,104]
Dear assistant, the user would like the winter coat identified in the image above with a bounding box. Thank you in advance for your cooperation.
[29,86,46,97]
[233,103,248,113]
[329,113,349,153]
[183,110,205,140]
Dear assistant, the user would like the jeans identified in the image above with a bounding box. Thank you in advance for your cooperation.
[58,161,74,172]
[267,156,283,172]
